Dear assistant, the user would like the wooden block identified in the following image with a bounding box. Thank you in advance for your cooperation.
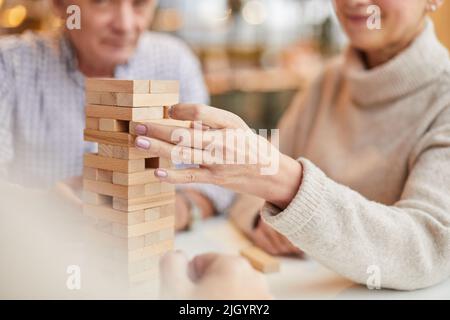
[161,183,175,193]
[159,157,173,168]
[126,256,160,276]
[86,79,179,94]
[111,146,156,160]
[83,204,145,225]
[157,228,175,242]
[113,192,175,212]
[98,144,114,158]
[144,203,174,221]
[144,207,161,221]
[86,117,99,130]
[83,167,113,183]
[84,179,161,199]
[84,153,145,173]
[240,246,280,274]
[129,119,192,135]
[144,182,162,196]
[143,227,174,245]
[112,216,175,238]
[83,190,112,206]
[149,80,179,94]
[99,119,129,132]
[86,105,164,121]
[84,129,135,147]
[160,203,175,217]
[85,226,146,252]
[128,239,174,262]
[115,93,179,107]
[86,91,117,105]
[113,169,159,186]
[86,79,150,93]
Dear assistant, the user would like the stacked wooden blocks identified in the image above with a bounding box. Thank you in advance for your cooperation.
[83,79,188,285]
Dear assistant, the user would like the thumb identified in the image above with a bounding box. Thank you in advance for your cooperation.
[159,251,195,299]
[190,253,222,280]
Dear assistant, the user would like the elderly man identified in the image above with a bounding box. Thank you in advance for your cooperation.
[0,0,233,230]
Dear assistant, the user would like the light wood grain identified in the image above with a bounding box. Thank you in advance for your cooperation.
[86,105,164,121]
[84,153,145,173]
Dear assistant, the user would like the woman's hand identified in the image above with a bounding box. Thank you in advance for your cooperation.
[175,189,215,231]
[250,217,304,257]
[160,251,272,300]
[134,104,303,209]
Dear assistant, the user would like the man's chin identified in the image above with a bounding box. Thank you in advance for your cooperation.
[101,51,134,66]
[98,44,136,64]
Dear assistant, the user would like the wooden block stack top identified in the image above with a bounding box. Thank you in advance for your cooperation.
[83,79,187,285]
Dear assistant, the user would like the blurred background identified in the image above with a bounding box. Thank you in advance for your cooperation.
[1,0,449,129]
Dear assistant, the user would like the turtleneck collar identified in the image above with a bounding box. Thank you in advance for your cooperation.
[345,19,449,108]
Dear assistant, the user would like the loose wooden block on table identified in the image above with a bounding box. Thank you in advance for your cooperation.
[86,79,179,94]
[84,129,135,147]
[99,119,129,132]
[240,246,280,274]
[84,153,145,173]
[86,105,164,121]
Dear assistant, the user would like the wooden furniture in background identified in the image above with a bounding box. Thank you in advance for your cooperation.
[431,2,450,50]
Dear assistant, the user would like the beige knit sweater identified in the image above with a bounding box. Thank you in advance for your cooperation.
[231,21,450,290]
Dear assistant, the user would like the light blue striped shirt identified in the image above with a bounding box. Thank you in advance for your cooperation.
[0,31,234,212]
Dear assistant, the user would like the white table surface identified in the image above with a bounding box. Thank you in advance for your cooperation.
[0,183,449,300]
[175,218,450,300]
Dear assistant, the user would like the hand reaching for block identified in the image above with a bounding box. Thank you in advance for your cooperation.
[134,103,303,211]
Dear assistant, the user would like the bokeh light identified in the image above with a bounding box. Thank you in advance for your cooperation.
[1,5,28,28]
[242,0,267,25]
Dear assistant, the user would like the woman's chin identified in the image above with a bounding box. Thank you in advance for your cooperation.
[347,34,386,52]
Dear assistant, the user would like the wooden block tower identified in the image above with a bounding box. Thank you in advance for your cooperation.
[82,79,187,286]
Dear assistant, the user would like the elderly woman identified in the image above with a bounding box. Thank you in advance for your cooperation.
[0,0,234,229]
[135,0,450,296]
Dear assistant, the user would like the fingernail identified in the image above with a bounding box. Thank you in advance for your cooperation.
[154,169,168,178]
[135,124,147,135]
[135,137,151,149]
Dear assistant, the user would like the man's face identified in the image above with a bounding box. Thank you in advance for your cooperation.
[62,0,156,68]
